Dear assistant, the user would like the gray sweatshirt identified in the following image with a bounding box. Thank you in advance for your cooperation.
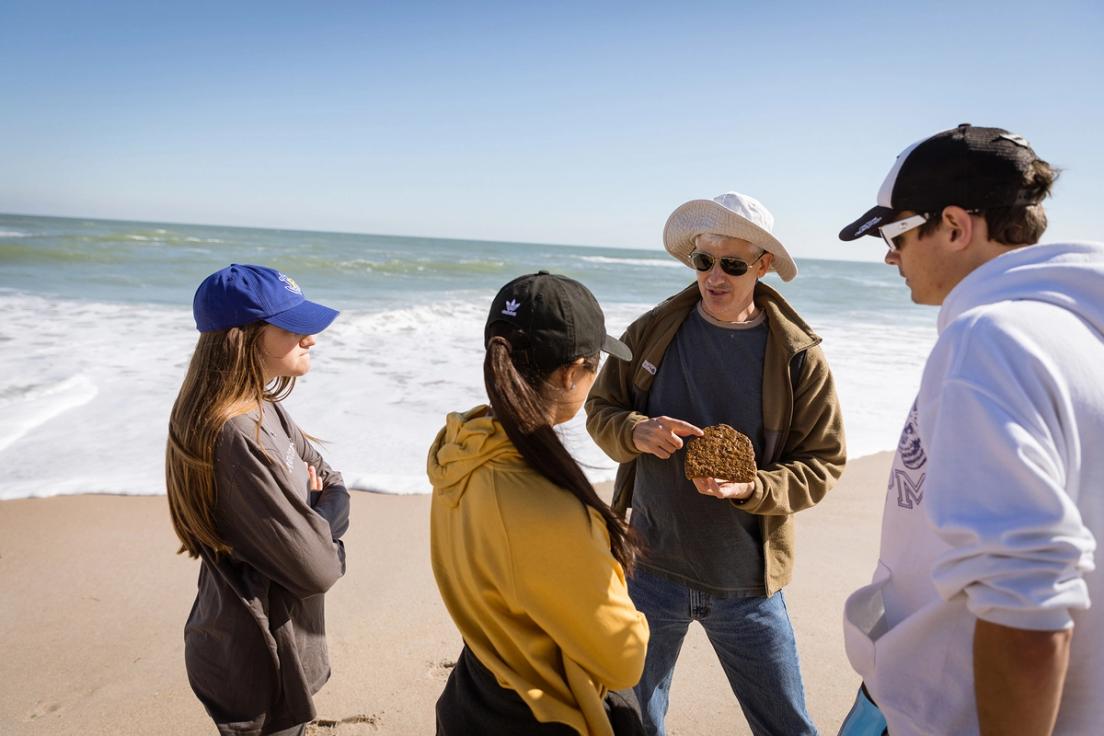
[184,401,349,735]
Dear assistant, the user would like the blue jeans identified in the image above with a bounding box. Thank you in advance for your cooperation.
[628,567,817,736]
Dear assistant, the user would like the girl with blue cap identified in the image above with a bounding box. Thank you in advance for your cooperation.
[166,264,348,736]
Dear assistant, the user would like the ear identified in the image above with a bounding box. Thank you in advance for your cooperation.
[941,206,976,251]
[757,251,774,277]
[560,358,590,390]
[544,362,576,393]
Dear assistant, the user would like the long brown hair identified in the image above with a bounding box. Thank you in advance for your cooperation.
[165,322,294,557]
[484,325,638,572]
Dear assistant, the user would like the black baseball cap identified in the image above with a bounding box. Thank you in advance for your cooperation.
[485,271,632,370]
[839,124,1043,241]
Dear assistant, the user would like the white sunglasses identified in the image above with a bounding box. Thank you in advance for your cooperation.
[878,213,930,252]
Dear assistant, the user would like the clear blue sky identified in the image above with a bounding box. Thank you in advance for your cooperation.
[3,1,1101,261]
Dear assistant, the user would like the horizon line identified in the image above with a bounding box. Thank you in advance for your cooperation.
[0,210,881,265]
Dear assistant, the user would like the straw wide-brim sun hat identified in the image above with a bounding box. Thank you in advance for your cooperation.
[663,192,798,282]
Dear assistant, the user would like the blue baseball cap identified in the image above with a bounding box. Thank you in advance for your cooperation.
[193,264,339,334]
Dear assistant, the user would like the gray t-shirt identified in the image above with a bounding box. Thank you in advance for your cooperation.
[632,304,768,596]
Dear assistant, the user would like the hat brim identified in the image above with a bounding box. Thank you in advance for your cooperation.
[602,334,632,362]
[663,199,798,282]
[839,206,898,241]
[265,300,340,335]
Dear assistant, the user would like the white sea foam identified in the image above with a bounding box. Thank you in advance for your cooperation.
[0,230,29,237]
[0,280,932,500]
[0,374,99,452]
[815,317,935,460]
[0,294,195,499]
[580,255,682,268]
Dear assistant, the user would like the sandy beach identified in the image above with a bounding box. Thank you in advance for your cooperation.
[0,452,890,735]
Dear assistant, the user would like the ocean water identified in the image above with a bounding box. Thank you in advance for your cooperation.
[0,213,936,500]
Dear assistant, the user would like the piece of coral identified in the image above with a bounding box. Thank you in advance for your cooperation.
[684,424,757,483]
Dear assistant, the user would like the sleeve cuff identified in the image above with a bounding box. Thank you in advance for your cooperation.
[730,476,763,507]
[974,605,1075,632]
[620,413,650,457]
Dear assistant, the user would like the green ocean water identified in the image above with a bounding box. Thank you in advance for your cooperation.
[0,212,930,327]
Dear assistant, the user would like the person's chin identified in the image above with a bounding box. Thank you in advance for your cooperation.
[705,292,731,310]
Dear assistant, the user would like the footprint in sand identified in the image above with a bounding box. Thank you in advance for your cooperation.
[25,700,63,722]
[426,658,456,680]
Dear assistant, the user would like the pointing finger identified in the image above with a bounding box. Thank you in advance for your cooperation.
[656,417,704,437]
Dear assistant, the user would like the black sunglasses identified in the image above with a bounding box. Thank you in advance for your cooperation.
[688,250,765,277]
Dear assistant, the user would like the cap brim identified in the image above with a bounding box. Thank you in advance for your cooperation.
[265,300,340,334]
[602,334,632,361]
[839,206,897,241]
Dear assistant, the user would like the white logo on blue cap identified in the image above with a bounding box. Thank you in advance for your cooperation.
[278,273,302,295]
[502,299,520,317]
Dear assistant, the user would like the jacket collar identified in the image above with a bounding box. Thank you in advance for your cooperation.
[653,282,821,357]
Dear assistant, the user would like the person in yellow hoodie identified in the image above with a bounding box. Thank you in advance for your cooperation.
[428,271,649,736]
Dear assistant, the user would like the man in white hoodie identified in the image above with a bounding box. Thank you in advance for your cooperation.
[836,124,1104,736]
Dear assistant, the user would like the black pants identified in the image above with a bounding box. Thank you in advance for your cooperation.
[436,646,644,735]
[214,721,306,736]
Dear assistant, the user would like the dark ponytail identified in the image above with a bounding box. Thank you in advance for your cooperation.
[484,329,638,573]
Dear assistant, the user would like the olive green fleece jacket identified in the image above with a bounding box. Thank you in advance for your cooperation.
[585,282,846,595]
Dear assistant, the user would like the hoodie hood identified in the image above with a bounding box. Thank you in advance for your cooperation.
[426,405,522,507]
[939,241,1104,337]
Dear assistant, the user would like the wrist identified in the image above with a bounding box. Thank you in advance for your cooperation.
[731,479,758,505]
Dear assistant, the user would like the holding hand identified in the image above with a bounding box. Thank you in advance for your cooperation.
[308,465,323,492]
[632,416,704,460]
[691,477,754,501]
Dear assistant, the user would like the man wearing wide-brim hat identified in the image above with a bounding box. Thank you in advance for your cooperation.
[587,192,846,736]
